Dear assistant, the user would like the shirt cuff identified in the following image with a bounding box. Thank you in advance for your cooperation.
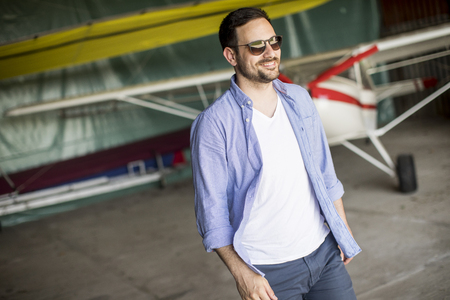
[202,226,235,252]
[327,180,345,202]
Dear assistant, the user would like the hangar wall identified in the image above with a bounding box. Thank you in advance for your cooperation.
[378,0,450,118]
[0,0,380,175]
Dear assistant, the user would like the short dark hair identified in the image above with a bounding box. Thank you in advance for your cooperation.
[219,7,271,51]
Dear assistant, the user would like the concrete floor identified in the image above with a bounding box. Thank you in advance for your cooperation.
[1,117,449,300]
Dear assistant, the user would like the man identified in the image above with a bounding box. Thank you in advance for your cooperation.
[190,7,361,300]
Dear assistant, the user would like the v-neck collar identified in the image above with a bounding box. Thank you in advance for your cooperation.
[252,95,281,121]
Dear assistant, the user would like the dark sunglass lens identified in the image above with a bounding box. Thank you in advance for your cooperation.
[250,45,265,55]
[269,36,282,50]
[271,43,280,50]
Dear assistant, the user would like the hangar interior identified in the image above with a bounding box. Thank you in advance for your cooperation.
[1,0,449,223]
[0,1,449,299]
[0,0,382,221]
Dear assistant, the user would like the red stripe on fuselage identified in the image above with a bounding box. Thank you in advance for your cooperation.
[311,87,376,109]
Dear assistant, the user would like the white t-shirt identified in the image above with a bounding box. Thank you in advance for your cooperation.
[241,96,329,265]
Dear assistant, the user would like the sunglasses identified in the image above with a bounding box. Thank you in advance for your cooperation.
[232,35,283,56]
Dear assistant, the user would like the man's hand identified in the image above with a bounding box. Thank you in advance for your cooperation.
[338,245,354,265]
[216,245,278,300]
[235,264,277,300]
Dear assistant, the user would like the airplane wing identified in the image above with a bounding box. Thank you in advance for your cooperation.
[5,23,450,119]
[0,0,329,80]
[4,68,235,118]
[282,23,450,87]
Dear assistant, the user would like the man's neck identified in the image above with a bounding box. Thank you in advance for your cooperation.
[236,75,279,118]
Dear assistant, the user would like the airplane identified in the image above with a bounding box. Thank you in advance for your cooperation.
[1,21,449,217]
[282,22,450,193]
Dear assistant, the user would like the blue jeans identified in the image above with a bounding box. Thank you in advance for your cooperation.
[254,234,356,300]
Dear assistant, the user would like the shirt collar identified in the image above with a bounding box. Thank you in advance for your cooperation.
[229,74,288,108]
[229,74,251,107]
[273,77,288,94]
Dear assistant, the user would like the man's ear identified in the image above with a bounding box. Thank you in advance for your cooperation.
[223,47,237,66]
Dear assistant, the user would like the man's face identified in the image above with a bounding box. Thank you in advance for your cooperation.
[234,18,281,84]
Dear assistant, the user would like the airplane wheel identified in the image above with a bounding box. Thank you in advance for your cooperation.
[396,154,417,193]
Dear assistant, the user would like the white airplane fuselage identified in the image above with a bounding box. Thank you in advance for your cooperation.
[310,76,377,145]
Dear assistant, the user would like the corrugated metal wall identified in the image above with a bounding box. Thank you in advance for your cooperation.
[379,0,450,118]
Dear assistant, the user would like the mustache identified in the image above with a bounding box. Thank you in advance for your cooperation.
[258,57,280,64]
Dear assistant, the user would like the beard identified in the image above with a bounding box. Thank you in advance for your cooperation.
[235,56,280,84]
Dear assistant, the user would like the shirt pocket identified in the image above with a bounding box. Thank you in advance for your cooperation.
[302,115,319,149]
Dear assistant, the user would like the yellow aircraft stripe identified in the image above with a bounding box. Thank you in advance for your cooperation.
[0,0,329,80]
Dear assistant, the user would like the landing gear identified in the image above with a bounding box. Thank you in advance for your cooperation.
[396,154,417,193]
[342,139,419,193]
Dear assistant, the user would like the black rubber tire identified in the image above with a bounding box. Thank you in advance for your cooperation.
[396,154,417,193]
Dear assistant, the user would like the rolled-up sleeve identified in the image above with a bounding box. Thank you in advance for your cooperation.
[318,119,344,201]
[308,92,344,202]
[190,113,234,252]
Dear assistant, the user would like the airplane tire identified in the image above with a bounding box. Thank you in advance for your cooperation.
[396,154,417,193]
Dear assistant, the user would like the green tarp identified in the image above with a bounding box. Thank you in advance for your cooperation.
[0,0,380,175]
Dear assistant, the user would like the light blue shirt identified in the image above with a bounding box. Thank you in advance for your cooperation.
[190,75,361,274]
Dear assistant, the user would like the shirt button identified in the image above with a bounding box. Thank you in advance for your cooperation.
[246,118,250,122]
[241,105,244,108]
[247,101,251,105]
